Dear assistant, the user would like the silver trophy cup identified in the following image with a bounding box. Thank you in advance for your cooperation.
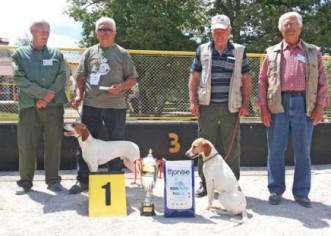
[140,149,158,216]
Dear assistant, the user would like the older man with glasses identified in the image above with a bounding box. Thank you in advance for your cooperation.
[69,17,139,194]
[258,11,329,208]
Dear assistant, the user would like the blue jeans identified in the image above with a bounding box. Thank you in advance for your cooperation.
[267,93,313,197]
[76,105,127,184]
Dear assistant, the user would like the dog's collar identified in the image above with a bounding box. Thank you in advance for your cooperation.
[203,153,218,163]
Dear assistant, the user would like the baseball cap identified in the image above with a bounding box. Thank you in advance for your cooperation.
[211,14,231,30]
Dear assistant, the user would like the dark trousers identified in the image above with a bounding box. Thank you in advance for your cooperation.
[76,105,127,184]
[197,103,241,189]
[17,106,64,188]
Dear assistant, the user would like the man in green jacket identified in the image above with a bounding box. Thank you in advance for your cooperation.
[12,20,67,195]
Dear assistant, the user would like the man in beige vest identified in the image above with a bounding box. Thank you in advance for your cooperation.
[258,11,329,208]
[189,14,252,197]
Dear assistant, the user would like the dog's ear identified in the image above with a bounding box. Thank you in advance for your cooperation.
[80,125,89,141]
[202,141,212,157]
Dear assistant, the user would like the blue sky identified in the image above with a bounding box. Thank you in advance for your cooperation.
[0,0,82,48]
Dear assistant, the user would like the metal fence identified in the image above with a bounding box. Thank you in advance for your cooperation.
[1,45,330,121]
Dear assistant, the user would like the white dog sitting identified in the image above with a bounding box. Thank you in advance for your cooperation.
[186,138,247,223]
[64,123,140,172]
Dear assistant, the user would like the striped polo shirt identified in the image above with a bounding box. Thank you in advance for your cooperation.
[191,40,251,104]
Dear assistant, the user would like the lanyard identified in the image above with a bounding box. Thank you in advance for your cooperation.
[98,44,113,62]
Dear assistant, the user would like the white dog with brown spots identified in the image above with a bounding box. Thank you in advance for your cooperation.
[64,123,139,172]
[186,138,247,223]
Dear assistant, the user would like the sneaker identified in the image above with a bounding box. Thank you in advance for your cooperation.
[268,193,282,205]
[47,182,64,192]
[195,185,207,198]
[15,186,31,195]
[294,195,311,208]
[69,182,88,194]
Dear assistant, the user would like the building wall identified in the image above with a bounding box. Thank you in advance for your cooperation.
[1,121,330,171]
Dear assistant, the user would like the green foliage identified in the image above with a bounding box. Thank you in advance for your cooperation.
[65,0,331,53]
[65,0,206,50]
[64,0,331,115]
[210,0,331,53]
[14,33,30,46]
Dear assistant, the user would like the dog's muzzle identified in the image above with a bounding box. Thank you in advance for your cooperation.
[185,152,200,160]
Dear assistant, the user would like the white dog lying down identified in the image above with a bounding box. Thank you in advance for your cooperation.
[63,123,140,172]
[186,138,247,223]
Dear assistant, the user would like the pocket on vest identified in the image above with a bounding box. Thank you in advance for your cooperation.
[198,87,208,105]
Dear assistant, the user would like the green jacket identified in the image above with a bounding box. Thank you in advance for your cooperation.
[12,43,67,110]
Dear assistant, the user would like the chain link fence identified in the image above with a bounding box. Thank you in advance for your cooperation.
[1,46,330,121]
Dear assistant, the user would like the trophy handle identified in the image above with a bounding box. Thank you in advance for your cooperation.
[132,158,165,184]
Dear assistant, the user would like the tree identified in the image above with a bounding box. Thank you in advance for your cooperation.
[65,0,331,53]
[14,33,30,46]
[202,0,330,53]
[64,0,331,115]
[65,0,207,50]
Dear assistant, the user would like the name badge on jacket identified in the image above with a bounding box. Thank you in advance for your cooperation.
[296,54,306,63]
[43,59,53,66]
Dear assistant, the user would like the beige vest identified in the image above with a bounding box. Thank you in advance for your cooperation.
[198,42,245,113]
[266,40,320,116]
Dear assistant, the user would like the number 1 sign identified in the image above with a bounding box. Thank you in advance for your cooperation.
[88,172,127,217]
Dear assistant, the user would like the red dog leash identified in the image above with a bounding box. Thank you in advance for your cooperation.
[224,114,240,161]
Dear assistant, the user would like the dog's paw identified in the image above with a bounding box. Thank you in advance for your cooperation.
[215,208,230,215]
[210,207,220,214]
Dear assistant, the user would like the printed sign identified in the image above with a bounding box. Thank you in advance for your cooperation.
[164,160,195,217]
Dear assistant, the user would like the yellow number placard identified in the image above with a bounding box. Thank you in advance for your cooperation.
[88,172,127,217]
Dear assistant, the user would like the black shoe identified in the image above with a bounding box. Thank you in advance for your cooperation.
[15,186,31,195]
[69,182,88,194]
[294,195,311,208]
[268,193,282,205]
[195,186,207,198]
[47,182,65,192]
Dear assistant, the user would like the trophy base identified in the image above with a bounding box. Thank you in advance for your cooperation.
[140,203,155,216]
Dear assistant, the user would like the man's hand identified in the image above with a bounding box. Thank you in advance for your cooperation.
[71,97,82,110]
[239,104,249,117]
[311,104,325,126]
[108,83,122,95]
[189,103,199,117]
[260,105,272,127]
[36,99,48,109]
[44,90,55,103]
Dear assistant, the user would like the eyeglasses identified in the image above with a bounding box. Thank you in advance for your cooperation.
[281,22,299,29]
[97,28,113,32]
